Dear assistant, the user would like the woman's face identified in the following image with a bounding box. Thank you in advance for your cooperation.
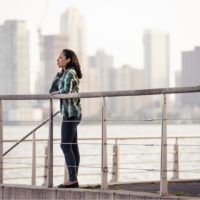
[57,52,70,69]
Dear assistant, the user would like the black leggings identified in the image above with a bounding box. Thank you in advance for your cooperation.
[60,115,81,181]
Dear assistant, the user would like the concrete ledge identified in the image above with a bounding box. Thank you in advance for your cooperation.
[15,187,29,200]
[0,184,196,200]
[56,188,71,199]
[43,188,57,200]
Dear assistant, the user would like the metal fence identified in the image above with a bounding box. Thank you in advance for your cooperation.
[1,85,200,195]
[2,136,200,184]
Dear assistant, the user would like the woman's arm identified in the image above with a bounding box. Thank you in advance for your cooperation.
[49,72,63,93]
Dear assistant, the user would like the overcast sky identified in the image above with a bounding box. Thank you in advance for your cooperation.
[1,0,200,86]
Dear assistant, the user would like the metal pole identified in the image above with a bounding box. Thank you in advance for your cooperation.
[111,139,119,183]
[160,94,168,195]
[43,146,48,186]
[101,97,108,190]
[0,100,3,184]
[172,138,179,180]
[31,131,36,185]
[47,99,54,188]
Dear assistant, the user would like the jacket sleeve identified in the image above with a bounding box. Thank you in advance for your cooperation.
[59,71,74,94]
[49,72,62,93]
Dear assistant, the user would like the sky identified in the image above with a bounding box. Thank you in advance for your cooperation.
[1,0,200,88]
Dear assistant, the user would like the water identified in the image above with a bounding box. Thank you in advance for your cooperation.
[2,123,200,186]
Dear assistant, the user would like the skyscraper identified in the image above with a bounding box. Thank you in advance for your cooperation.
[88,50,114,118]
[60,7,88,84]
[181,47,200,107]
[143,29,170,90]
[60,7,91,117]
[36,34,68,93]
[0,20,29,95]
[89,49,114,91]
[0,20,30,121]
[113,65,145,117]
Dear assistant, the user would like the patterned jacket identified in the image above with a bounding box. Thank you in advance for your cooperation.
[49,67,81,118]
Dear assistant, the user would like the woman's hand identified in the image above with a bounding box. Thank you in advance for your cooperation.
[51,91,60,95]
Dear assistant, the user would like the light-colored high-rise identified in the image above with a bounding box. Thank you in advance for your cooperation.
[60,7,92,117]
[143,29,170,89]
[0,20,29,95]
[60,7,88,89]
[87,50,114,118]
[0,20,31,121]
[36,34,68,93]
[113,65,145,117]
[89,49,114,91]
[181,47,200,107]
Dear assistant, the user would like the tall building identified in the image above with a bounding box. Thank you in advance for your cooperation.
[60,7,88,90]
[112,65,145,117]
[143,29,170,90]
[36,34,68,93]
[87,50,114,118]
[0,20,29,95]
[60,7,91,118]
[89,49,114,91]
[181,47,200,107]
[0,20,31,121]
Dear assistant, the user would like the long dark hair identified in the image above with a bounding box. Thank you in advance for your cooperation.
[62,49,82,79]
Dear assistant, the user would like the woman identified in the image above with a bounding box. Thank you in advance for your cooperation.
[49,49,82,188]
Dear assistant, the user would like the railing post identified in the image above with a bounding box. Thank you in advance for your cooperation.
[32,131,36,185]
[47,98,54,188]
[172,138,179,180]
[160,94,168,195]
[101,97,108,190]
[111,139,119,183]
[43,146,48,186]
[0,99,3,184]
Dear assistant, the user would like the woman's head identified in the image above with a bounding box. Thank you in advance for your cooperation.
[57,49,82,79]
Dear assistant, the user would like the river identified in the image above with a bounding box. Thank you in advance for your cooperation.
[2,123,200,186]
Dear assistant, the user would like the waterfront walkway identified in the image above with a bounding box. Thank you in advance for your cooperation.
[0,184,195,200]
[1,180,200,200]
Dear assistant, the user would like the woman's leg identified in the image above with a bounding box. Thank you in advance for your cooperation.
[60,116,78,182]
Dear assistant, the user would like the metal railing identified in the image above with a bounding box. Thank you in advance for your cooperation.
[1,85,200,195]
[2,136,200,185]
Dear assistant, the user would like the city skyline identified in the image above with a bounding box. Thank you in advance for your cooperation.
[0,0,200,72]
[0,18,200,120]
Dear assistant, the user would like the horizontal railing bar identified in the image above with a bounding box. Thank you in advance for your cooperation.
[180,160,200,163]
[4,156,45,159]
[54,173,101,177]
[3,118,200,124]
[4,175,45,180]
[2,135,200,143]
[81,154,101,157]
[0,94,50,100]
[1,85,200,100]
[4,160,200,169]
[119,161,181,164]
[4,167,31,170]
[51,86,200,99]
[4,166,45,170]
